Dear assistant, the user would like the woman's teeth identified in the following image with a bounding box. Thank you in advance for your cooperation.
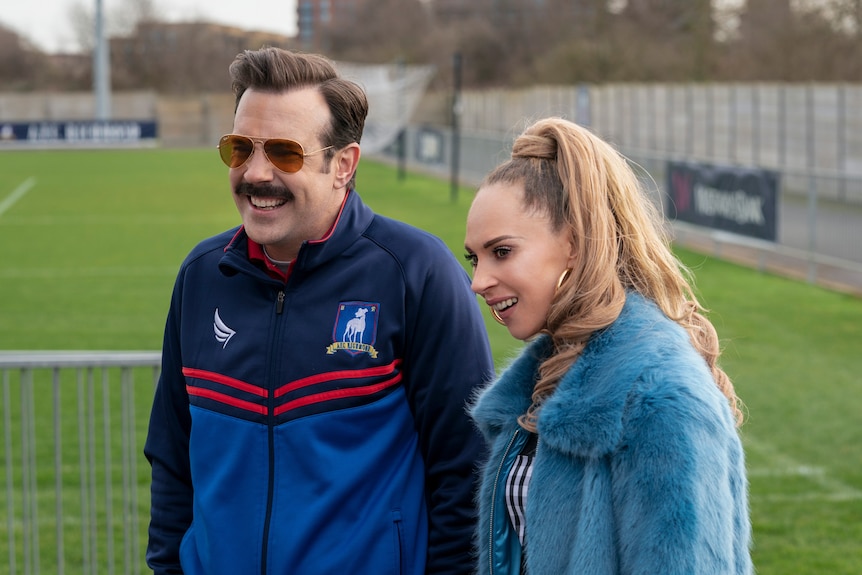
[493,298,518,312]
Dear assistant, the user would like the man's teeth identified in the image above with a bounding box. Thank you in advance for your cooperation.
[493,298,518,311]
[250,197,286,209]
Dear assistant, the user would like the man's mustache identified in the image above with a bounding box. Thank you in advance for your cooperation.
[235,182,294,200]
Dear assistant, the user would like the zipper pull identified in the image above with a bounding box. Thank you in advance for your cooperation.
[276,290,285,314]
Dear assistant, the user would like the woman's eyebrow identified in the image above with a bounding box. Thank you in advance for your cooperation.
[483,235,521,249]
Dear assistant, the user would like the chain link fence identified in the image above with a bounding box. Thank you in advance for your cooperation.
[381,83,862,295]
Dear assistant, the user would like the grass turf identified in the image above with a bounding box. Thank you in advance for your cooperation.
[0,148,860,574]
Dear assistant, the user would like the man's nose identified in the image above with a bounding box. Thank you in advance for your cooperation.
[242,143,275,182]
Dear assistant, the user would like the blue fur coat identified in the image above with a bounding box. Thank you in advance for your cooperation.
[470,292,752,575]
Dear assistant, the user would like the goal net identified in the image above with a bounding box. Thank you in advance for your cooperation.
[335,61,436,155]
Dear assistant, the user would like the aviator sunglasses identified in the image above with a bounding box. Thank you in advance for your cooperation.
[218,134,334,173]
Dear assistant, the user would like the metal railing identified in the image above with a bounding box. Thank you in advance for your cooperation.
[1,351,160,575]
[376,123,862,296]
[379,83,862,295]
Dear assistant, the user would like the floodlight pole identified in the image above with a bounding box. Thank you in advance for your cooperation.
[450,52,462,204]
[397,58,406,181]
[94,0,112,120]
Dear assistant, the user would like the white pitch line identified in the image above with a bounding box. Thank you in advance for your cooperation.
[747,465,827,478]
[745,435,862,501]
[0,177,36,218]
[754,491,862,503]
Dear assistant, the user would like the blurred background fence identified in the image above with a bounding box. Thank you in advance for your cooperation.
[0,83,862,293]
[2,82,860,289]
[391,82,862,294]
[4,83,860,292]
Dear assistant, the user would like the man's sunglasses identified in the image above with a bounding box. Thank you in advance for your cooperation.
[217,134,334,173]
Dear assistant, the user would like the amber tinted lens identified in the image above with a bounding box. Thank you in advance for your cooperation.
[262,139,305,173]
[218,135,253,168]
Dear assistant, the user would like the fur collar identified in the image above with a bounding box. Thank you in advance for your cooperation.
[471,292,702,458]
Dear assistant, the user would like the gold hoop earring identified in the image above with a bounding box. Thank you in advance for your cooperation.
[556,268,572,293]
[489,306,505,325]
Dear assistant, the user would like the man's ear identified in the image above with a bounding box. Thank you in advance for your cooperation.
[333,143,361,189]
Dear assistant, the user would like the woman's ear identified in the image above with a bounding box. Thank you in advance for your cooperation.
[565,237,577,269]
[333,143,361,189]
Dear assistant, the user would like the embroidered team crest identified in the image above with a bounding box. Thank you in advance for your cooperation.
[326,302,379,357]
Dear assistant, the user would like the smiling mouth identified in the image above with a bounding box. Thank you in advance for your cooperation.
[492,297,518,313]
[249,196,287,210]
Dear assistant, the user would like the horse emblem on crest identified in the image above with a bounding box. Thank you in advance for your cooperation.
[326,301,380,357]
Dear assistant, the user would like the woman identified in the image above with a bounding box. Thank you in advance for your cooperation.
[464,117,752,575]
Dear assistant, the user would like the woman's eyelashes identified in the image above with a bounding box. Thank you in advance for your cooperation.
[464,245,514,268]
[492,246,512,259]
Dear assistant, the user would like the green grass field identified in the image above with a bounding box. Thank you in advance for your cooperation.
[1,148,861,574]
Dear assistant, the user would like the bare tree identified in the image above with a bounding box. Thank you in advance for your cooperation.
[112,0,161,35]
[67,0,164,54]
[68,1,97,53]
[0,25,38,90]
[322,0,520,88]
[111,21,245,92]
[324,0,434,63]
[613,0,715,80]
[723,0,862,81]
[10,0,862,92]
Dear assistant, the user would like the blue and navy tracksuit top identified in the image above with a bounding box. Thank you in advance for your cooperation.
[144,190,495,575]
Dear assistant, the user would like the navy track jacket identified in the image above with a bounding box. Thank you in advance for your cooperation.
[145,191,495,575]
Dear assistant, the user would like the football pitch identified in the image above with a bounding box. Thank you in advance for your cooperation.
[1,147,861,574]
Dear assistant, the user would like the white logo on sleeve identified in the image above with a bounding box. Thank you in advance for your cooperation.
[213,308,236,348]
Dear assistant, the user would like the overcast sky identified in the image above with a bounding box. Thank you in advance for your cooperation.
[1,0,298,53]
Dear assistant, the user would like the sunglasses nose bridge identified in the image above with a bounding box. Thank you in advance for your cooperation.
[239,138,279,179]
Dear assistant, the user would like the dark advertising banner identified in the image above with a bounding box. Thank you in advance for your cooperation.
[666,161,778,241]
[0,120,158,146]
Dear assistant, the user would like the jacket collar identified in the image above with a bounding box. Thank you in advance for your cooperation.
[219,190,375,279]
[292,190,374,271]
[473,292,676,458]
[470,336,551,439]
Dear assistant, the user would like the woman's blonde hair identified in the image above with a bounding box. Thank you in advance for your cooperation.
[480,117,743,432]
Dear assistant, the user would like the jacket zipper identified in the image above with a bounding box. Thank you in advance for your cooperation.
[261,287,285,573]
[260,418,275,575]
[489,428,520,575]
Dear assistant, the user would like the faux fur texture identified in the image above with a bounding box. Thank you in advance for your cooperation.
[471,292,752,575]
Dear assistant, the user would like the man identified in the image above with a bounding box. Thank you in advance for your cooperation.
[144,47,494,575]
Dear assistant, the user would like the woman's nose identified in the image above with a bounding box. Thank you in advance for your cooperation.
[470,263,493,295]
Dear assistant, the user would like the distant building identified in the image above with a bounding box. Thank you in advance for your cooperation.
[295,0,585,52]
[297,0,358,52]
[296,0,484,52]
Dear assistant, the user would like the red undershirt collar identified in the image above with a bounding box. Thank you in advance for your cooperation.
[247,239,288,282]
